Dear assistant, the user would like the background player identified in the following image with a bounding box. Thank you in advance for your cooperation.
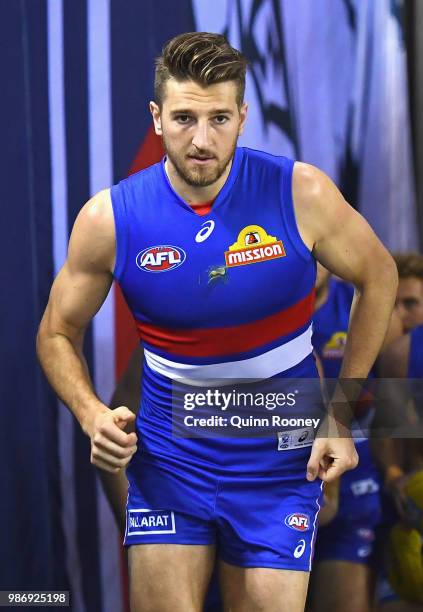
[372,253,423,612]
[309,265,401,612]
[37,32,398,612]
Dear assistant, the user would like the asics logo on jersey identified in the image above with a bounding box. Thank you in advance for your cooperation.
[293,539,306,558]
[136,245,186,273]
[225,224,286,268]
[284,513,310,531]
[195,220,215,243]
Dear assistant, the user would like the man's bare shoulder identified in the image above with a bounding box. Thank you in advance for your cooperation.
[68,188,116,274]
[291,162,349,249]
[78,188,114,230]
[292,162,347,213]
[292,162,326,199]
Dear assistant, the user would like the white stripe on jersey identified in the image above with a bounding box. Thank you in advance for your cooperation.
[144,324,313,386]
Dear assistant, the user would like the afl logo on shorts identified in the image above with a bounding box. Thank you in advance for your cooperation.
[284,513,310,532]
[136,245,186,273]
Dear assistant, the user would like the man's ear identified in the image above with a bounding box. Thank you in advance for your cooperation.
[149,101,162,136]
[238,102,248,136]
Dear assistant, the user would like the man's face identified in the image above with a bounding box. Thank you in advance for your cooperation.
[395,276,423,331]
[150,79,247,188]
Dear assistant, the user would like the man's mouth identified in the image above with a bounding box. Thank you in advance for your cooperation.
[187,155,215,163]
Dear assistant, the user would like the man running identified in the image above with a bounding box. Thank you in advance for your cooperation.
[37,32,397,612]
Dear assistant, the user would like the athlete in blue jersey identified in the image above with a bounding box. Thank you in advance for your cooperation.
[371,254,423,611]
[310,265,383,612]
[37,32,398,612]
[374,325,423,612]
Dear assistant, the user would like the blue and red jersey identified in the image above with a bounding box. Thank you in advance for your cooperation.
[111,147,319,473]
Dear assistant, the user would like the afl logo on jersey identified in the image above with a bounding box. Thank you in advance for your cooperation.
[136,245,186,273]
[225,225,286,268]
[284,513,310,532]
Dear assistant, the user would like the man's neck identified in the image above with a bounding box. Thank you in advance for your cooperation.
[164,158,233,205]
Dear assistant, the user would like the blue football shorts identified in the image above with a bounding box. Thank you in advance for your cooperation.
[314,441,382,565]
[314,520,378,565]
[124,451,323,572]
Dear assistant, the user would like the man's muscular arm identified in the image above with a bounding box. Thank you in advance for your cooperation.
[294,163,398,379]
[98,346,143,534]
[37,189,137,473]
[293,163,398,482]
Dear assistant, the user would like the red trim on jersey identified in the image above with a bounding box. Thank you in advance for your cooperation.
[135,289,315,358]
[189,200,214,216]
[114,125,164,379]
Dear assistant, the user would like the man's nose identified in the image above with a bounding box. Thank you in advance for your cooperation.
[395,301,408,325]
[192,121,211,150]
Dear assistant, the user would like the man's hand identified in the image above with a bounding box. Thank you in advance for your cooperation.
[306,416,358,482]
[86,406,138,473]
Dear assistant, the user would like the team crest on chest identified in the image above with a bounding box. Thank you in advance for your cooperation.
[225,225,286,268]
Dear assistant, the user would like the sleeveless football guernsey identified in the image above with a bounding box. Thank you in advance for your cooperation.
[111,147,319,474]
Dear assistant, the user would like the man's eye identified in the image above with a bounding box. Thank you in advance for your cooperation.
[404,299,419,309]
[214,115,228,124]
[176,115,191,123]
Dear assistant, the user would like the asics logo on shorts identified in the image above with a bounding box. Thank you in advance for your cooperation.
[293,539,306,559]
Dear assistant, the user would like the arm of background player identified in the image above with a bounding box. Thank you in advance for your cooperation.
[318,479,340,526]
[37,189,137,473]
[98,346,143,535]
[371,333,413,517]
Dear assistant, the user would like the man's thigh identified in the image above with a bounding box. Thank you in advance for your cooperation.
[219,560,310,612]
[128,543,215,612]
[309,560,374,612]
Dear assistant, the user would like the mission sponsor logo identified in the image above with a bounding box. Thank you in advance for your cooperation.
[322,332,347,359]
[136,245,186,273]
[224,225,286,268]
[126,509,176,535]
[284,513,310,532]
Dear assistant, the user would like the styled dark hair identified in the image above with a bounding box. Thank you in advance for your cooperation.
[154,32,248,107]
[393,252,423,280]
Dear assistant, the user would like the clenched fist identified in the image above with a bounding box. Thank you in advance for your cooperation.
[306,415,358,482]
[86,406,137,473]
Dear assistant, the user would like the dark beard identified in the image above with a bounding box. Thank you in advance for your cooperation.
[163,137,237,188]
